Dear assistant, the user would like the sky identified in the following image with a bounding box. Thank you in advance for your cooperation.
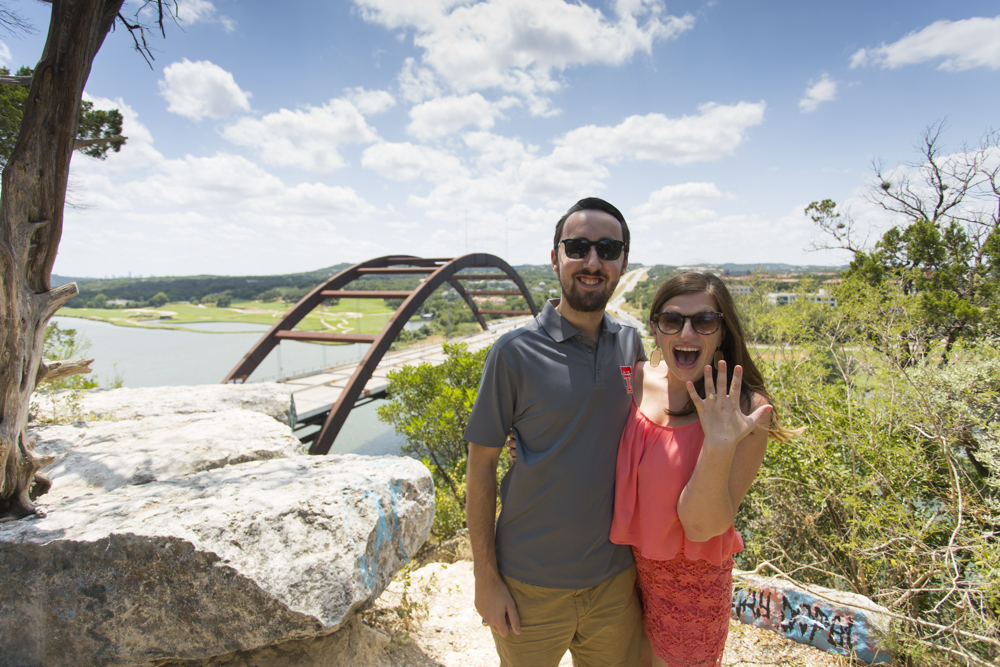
[2,0,999,277]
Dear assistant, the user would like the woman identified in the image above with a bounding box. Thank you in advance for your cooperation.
[609,272,798,667]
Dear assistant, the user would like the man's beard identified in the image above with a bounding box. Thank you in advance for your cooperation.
[559,269,618,313]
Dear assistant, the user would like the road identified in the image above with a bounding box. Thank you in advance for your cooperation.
[607,267,649,334]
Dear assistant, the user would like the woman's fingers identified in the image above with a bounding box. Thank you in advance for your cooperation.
[748,403,773,427]
[685,380,704,410]
[729,364,743,407]
[703,362,717,400]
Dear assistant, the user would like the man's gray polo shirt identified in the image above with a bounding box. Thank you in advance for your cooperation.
[464,299,646,589]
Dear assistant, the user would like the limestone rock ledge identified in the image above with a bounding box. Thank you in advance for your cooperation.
[0,455,434,667]
[32,409,305,504]
[32,382,295,425]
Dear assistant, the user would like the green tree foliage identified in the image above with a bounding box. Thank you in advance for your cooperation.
[737,278,1000,665]
[0,67,126,166]
[40,322,97,392]
[377,342,508,536]
[808,124,1000,364]
[148,291,169,307]
[0,66,29,163]
[215,294,232,308]
[75,99,125,159]
[256,288,282,302]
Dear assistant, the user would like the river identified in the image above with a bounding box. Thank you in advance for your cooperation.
[50,316,407,455]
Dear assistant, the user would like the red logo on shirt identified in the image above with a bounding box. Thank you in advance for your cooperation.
[620,366,633,394]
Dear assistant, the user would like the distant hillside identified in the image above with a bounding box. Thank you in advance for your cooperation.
[51,275,97,288]
[54,262,558,310]
[717,262,846,274]
[53,261,843,309]
[55,264,354,307]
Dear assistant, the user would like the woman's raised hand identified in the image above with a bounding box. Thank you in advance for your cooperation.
[686,361,772,450]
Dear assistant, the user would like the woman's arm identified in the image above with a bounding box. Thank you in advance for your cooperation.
[676,361,771,542]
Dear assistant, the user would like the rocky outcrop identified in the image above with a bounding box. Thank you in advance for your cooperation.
[1,385,434,667]
[732,572,892,664]
[32,409,304,503]
[32,382,295,424]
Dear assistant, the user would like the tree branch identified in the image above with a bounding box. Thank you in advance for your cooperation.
[73,135,127,150]
[36,283,79,321]
[36,358,94,384]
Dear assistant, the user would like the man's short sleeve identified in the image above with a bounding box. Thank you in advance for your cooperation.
[633,327,648,364]
[463,343,516,448]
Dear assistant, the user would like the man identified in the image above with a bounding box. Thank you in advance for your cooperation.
[465,197,646,667]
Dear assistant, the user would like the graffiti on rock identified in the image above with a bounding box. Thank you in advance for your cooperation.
[732,580,892,664]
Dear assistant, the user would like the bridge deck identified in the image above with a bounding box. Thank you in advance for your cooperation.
[284,316,532,426]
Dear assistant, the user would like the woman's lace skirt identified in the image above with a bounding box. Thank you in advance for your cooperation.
[632,547,734,666]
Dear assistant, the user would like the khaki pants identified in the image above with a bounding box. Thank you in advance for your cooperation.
[493,566,642,667]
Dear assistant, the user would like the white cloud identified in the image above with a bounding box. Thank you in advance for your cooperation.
[65,137,380,275]
[386,100,764,220]
[169,0,235,31]
[355,0,695,114]
[799,74,838,112]
[0,41,12,68]
[175,0,218,24]
[463,131,538,167]
[159,59,251,121]
[221,98,381,171]
[361,141,466,182]
[345,87,396,115]
[557,101,766,164]
[850,16,1000,71]
[632,182,724,228]
[398,57,442,103]
[407,93,517,140]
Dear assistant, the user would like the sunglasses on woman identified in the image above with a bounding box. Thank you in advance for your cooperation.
[653,311,725,335]
[559,238,627,261]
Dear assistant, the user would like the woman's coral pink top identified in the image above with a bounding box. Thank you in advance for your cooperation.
[610,401,743,565]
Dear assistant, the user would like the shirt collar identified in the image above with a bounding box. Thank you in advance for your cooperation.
[539,299,623,342]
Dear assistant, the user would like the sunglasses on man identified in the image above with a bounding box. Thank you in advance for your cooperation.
[559,238,627,261]
[652,311,725,335]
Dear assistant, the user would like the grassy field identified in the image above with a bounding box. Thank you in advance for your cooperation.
[58,298,397,335]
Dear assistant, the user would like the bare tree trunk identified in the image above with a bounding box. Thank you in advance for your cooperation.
[0,0,124,520]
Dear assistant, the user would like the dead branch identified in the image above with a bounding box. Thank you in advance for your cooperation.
[36,358,94,384]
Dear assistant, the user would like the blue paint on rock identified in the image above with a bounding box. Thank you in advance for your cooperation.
[732,578,892,664]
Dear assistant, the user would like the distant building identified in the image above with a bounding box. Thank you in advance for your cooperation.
[766,289,837,307]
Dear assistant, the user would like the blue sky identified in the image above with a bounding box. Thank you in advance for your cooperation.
[3,0,999,277]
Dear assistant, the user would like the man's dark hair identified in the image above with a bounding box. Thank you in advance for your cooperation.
[553,197,630,252]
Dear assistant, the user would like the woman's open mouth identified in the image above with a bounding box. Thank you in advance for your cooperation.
[673,346,702,369]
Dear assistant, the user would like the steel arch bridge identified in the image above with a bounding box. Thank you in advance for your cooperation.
[222,254,538,455]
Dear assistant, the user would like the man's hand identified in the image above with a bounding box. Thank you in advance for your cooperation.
[475,570,521,637]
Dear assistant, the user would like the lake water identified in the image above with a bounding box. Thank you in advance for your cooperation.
[50,316,406,455]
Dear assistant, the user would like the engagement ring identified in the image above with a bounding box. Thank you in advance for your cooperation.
[706,393,716,400]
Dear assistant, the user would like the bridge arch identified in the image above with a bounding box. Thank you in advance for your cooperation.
[222,254,538,455]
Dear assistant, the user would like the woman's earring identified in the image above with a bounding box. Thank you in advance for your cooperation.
[650,348,662,367]
[713,347,724,368]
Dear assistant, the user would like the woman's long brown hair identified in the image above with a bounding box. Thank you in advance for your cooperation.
[649,272,800,443]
